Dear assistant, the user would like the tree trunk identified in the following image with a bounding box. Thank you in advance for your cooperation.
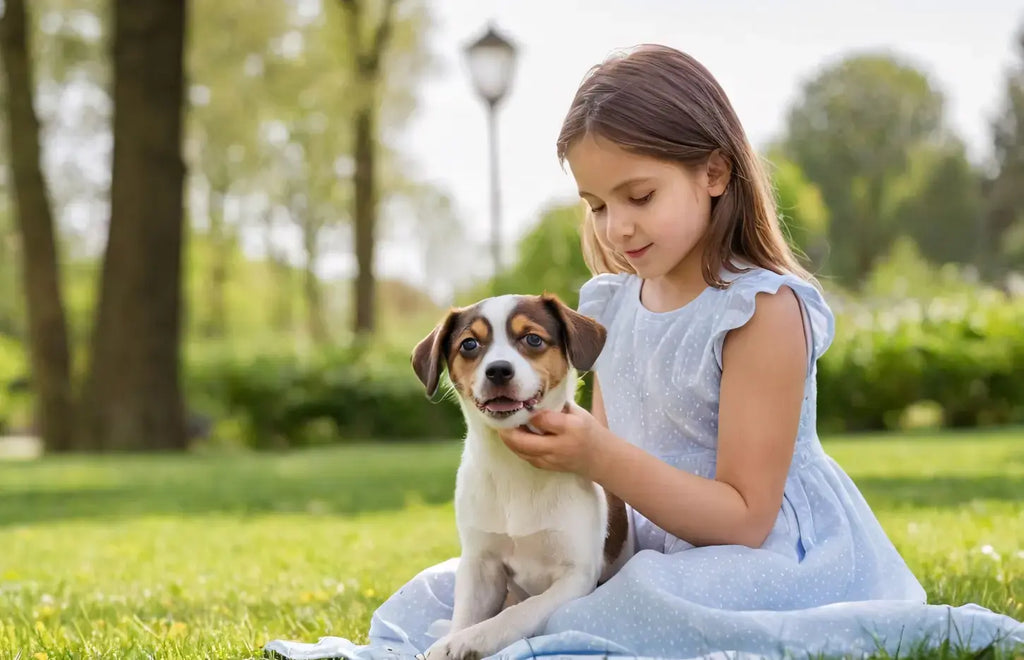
[271,255,294,334]
[260,211,294,333]
[0,0,74,452]
[204,188,228,338]
[352,104,376,336]
[854,176,887,282]
[301,220,329,345]
[0,224,21,337]
[340,0,397,336]
[78,0,188,451]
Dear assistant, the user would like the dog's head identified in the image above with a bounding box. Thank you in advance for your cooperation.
[411,293,606,429]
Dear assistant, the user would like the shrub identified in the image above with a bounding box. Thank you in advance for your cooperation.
[817,289,1024,432]
[0,335,30,434]
[5,283,1024,448]
[186,343,466,448]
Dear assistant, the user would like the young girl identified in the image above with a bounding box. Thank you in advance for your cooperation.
[265,45,1022,660]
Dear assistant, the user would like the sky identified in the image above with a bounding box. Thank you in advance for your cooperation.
[371,0,1023,300]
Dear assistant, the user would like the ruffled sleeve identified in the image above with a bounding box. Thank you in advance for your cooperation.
[576,272,632,326]
[710,270,835,372]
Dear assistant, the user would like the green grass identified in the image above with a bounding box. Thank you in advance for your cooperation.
[0,430,1021,659]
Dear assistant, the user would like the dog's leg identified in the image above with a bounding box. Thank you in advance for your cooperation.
[426,567,595,660]
[448,554,507,634]
[421,555,507,660]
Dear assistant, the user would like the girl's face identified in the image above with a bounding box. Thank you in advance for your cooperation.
[566,133,729,283]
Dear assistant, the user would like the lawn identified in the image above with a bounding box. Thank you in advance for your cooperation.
[0,429,1021,659]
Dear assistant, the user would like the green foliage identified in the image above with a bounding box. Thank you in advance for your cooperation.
[818,245,1024,432]
[186,342,465,449]
[0,205,23,338]
[11,225,1024,446]
[987,24,1024,275]
[765,151,830,266]
[181,0,436,342]
[860,237,983,300]
[0,334,30,433]
[818,294,1024,432]
[0,432,1021,656]
[781,52,980,282]
[888,141,984,266]
[180,278,1024,447]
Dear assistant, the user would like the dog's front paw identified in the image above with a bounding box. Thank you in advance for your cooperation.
[419,623,503,660]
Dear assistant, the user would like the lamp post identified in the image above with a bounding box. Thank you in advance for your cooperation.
[464,24,517,278]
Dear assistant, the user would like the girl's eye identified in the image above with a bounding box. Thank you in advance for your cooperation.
[630,191,654,205]
[589,204,606,214]
[523,334,544,348]
[460,338,479,353]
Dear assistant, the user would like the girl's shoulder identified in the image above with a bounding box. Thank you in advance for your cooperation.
[576,272,638,326]
[709,267,836,370]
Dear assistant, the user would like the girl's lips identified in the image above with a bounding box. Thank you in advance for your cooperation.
[625,244,653,259]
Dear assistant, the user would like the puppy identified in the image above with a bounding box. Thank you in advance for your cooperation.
[411,293,633,660]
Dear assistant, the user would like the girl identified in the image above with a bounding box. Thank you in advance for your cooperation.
[265,45,1022,660]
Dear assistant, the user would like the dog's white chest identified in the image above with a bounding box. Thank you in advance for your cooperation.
[456,454,601,538]
[503,531,573,597]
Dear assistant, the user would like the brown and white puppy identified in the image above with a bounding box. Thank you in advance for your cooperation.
[411,293,633,660]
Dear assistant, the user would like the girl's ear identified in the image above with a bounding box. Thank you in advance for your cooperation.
[706,149,732,198]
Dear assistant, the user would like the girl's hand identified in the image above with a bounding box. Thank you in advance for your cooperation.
[498,405,610,478]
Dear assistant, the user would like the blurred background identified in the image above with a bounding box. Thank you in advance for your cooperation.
[1,0,1023,455]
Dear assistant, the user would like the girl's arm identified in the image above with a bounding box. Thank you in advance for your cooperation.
[502,287,807,549]
[589,287,807,548]
[589,373,609,428]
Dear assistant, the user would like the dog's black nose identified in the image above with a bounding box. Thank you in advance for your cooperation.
[485,360,515,384]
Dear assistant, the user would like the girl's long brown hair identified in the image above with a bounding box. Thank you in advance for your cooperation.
[557,44,815,288]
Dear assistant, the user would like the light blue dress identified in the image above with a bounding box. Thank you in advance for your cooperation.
[264,267,1024,660]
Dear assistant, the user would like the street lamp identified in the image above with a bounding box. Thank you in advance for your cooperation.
[464,24,517,277]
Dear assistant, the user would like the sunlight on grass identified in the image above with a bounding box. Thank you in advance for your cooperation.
[0,431,1020,658]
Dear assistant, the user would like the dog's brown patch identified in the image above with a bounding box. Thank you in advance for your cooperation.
[509,300,570,393]
[603,491,629,565]
[446,313,491,395]
[411,308,463,398]
[540,294,607,372]
[469,318,491,341]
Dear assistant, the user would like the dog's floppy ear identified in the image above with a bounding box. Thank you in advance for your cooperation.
[411,309,461,399]
[541,293,607,372]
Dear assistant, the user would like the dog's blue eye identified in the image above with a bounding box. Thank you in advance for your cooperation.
[460,338,479,353]
[524,334,544,348]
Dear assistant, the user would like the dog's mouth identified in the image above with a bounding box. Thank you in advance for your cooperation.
[475,392,542,418]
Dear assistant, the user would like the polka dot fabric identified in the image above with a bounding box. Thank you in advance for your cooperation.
[264,266,1024,660]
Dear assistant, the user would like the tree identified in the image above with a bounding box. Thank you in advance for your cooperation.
[0,201,21,338]
[987,22,1024,273]
[783,54,945,283]
[184,0,291,339]
[78,0,188,451]
[889,141,983,266]
[337,0,430,336]
[0,0,74,451]
[765,150,830,269]
[30,0,111,273]
[211,0,429,346]
[339,0,398,337]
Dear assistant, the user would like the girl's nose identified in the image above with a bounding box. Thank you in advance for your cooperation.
[605,207,635,243]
